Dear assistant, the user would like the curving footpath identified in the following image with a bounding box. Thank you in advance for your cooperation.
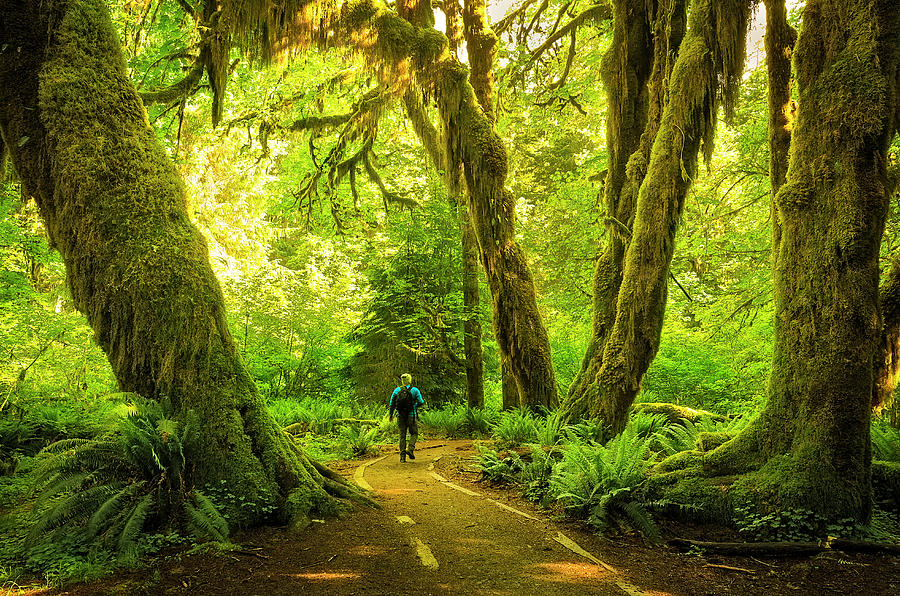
[354,440,655,596]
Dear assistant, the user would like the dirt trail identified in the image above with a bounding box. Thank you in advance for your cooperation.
[354,439,645,595]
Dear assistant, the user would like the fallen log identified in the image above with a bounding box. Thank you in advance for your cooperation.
[632,403,728,423]
[669,537,900,556]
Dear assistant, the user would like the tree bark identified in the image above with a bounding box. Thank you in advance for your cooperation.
[665,0,900,523]
[0,0,366,527]
[365,0,555,408]
[563,0,666,420]
[501,357,521,410]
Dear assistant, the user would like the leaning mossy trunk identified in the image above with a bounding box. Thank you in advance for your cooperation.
[568,0,749,433]
[563,0,672,420]
[653,0,900,524]
[0,0,365,528]
[349,0,556,408]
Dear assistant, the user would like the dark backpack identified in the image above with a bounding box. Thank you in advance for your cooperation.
[395,386,415,416]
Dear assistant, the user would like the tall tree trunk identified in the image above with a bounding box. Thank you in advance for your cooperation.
[458,0,497,409]
[672,0,900,523]
[460,199,485,408]
[0,0,365,527]
[764,0,796,255]
[563,0,673,419]
[874,259,900,412]
[385,0,554,408]
[400,0,485,409]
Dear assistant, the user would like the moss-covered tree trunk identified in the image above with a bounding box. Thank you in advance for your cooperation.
[656,0,900,523]
[763,0,795,253]
[0,0,364,527]
[460,201,485,408]
[565,0,748,433]
[563,0,666,420]
[874,259,900,412]
[365,0,555,408]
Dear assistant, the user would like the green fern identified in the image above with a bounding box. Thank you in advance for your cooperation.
[28,401,228,557]
[871,419,900,462]
[654,420,708,455]
[629,412,669,438]
[550,425,659,540]
[117,493,154,555]
[565,419,608,444]
[464,407,497,436]
[475,445,523,484]
[493,408,539,445]
[185,491,230,542]
[420,404,467,437]
[535,410,567,447]
[339,424,380,457]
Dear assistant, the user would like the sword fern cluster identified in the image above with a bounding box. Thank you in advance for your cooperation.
[29,401,228,560]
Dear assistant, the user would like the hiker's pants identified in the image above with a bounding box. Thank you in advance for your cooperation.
[398,414,418,455]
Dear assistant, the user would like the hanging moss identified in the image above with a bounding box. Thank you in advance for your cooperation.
[562,0,660,419]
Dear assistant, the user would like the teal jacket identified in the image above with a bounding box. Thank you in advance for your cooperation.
[389,385,424,418]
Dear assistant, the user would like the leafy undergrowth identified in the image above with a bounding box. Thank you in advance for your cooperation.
[2,394,899,591]
[472,410,900,546]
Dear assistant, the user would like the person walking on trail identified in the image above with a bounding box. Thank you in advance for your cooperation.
[389,373,424,463]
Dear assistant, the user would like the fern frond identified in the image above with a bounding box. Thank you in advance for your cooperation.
[186,491,230,542]
[87,481,141,537]
[28,483,120,545]
[620,500,661,542]
[117,492,155,553]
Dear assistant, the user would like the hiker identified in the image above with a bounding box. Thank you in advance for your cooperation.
[389,373,424,462]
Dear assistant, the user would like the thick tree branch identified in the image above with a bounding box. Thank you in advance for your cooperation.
[139,61,204,105]
[527,3,611,69]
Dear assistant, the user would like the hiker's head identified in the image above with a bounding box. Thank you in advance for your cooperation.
[401,373,412,386]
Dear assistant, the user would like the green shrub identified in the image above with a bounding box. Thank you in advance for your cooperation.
[535,410,567,447]
[493,408,538,445]
[565,419,607,444]
[872,419,900,462]
[654,421,704,455]
[475,445,523,484]
[549,425,660,540]
[267,398,351,434]
[464,407,497,436]
[629,412,669,438]
[419,404,467,437]
[29,401,229,561]
[339,424,380,457]
[732,505,870,542]
[653,415,752,455]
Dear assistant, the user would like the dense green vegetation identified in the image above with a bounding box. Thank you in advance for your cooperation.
[1,0,899,589]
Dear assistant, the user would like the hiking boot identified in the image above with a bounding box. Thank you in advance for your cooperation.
[400,454,406,463]
[407,449,415,460]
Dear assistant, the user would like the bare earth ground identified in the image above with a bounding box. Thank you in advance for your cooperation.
[12,438,900,595]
